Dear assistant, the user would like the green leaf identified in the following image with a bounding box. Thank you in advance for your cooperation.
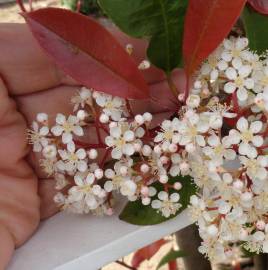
[98,0,188,72]
[119,175,197,225]
[242,5,268,54]
[157,249,186,269]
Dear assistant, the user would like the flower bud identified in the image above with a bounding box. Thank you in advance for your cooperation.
[99,113,109,123]
[159,174,168,184]
[94,168,104,179]
[140,164,150,174]
[88,149,98,159]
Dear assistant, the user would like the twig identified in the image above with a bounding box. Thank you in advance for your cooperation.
[126,100,134,118]
[16,0,27,12]
[115,260,136,270]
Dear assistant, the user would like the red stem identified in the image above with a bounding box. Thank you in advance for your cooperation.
[115,261,136,270]
[232,92,239,113]
[126,100,134,118]
[207,207,218,211]
[95,120,103,145]
[99,125,109,135]
[74,140,106,149]
[259,144,268,150]
[100,148,111,168]
[16,0,27,12]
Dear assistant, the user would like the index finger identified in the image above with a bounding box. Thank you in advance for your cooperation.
[0,23,74,95]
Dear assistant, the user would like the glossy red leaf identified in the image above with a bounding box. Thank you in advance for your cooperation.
[22,8,149,99]
[131,239,167,268]
[183,0,247,75]
[248,0,268,15]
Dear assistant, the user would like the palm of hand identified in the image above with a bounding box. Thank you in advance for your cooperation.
[0,23,183,269]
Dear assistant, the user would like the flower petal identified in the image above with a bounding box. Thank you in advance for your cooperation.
[224,82,236,93]
[250,121,262,134]
[237,117,248,132]
[56,113,66,125]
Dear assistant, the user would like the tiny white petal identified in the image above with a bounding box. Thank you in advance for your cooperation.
[237,117,248,132]
[250,121,262,133]
[224,82,236,93]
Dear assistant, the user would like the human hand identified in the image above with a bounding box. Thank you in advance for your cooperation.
[0,22,185,269]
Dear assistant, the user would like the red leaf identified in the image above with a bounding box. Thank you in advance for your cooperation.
[131,239,167,268]
[248,0,268,15]
[22,8,149,99]
[183,0,247,76]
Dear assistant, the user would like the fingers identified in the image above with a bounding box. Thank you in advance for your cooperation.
[0,23,77,96]
[0,77,40,257]
[0,224,14,269]
[38,179,59,220]
[16,85,79,176]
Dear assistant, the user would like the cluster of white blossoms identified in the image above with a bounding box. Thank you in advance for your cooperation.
[28,86,184,217]
[28,36,268,262]
[187,36,268,262]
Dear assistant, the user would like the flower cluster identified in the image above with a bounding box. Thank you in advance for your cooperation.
[187,37,268,262]
[28,36,268,262]
[28,86,183,217]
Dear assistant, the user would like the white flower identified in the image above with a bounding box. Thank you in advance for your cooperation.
[228,117,263,157]
[104,160,134,193]
[120,180,137,197]
[240,155,268,181]
[206,103,237,129]
[36,113,48,123]
[203,134,236,162]
[221,37,249,62]
[71,87,92,111]
[224,65,254,101]
[105,123,136,159]
[200,46,224,80]
[178,112,209,150]
[186,94,201,108]
[40,158,57,176]
[151,191,181,218]
[28,121,49,152]
[58,142,87,173]
[68,180,106,211]
[154,118,181,151]
[252,65,268,93]
[51,114,83,144]
[42,145,57,159]
[95,92,125,121]
[55,173,69,190]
